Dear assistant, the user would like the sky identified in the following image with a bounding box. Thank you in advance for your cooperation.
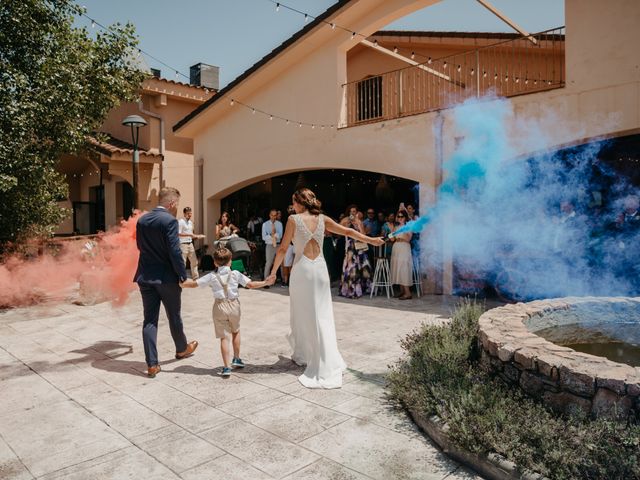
[75,0,564,88]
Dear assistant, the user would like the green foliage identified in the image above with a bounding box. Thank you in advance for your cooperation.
[0,0,146,241]
[387,299,640,480]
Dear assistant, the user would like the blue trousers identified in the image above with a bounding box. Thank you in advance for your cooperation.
[139,283,188,367]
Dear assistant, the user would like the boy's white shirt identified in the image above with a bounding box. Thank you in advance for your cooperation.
[196,266,251,300]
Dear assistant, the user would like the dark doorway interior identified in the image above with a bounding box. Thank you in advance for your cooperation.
[219,169,419,233]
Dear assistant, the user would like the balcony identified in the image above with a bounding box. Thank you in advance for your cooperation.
[343,27,565,127]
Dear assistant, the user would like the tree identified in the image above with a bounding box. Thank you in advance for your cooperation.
[0,0,146,242]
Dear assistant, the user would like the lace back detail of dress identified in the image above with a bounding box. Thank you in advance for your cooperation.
[292,214,325,261]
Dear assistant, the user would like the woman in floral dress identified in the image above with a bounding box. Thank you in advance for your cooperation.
[338,205,372,298]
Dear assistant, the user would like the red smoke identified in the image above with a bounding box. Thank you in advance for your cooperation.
[0,213,144,308]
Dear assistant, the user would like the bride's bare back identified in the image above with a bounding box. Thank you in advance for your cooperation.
[298,213,322,260]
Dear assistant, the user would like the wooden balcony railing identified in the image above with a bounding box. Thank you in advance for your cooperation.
[343,27,565,127]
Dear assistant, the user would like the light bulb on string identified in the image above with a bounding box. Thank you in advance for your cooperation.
[393,46,398,54]
[373,40,378,47]
[175,71,179,80]
[457,65,461,72]
[351,32,356,39]
[311,124,315,129]
[304,14,308,23]
[483,71,487,78]
[275,3,280,11]
[91,19,95,28]
[443,61,447,69]
[270,115,273,121]
[515,77,519,83]
[230,99,234,106]
[252,108,256,114]
[428,57,432,64]
[330,23,335,30]
[286,119,290,124]
[470,68,475,75]
[411,52,415,60]
[298,122,302,128]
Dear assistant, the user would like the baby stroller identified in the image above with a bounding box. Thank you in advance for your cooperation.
[224,236,252,273]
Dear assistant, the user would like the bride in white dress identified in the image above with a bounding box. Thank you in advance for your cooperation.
[267,188,384,388]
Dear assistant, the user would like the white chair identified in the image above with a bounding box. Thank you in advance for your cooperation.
[370,244,392,299]
[412,256,422,298]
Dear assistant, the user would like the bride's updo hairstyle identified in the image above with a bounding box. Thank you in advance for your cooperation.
[293,188,322,215]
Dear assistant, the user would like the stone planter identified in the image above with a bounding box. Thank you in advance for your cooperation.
[478,297,640,419]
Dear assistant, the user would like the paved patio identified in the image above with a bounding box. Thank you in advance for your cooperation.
[0,286,483,479]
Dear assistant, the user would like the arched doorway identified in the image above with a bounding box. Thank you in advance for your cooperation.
[218,168,419,237]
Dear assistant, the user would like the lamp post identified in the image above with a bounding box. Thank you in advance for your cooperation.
[121,114,148,211]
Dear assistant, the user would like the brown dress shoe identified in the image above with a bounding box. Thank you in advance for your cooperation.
[175,340,198,359]
[147,365,161,378]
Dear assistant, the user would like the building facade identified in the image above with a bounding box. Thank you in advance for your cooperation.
[56,75,214,235]
[173,0,640,293]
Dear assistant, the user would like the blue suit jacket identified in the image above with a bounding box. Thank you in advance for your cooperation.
[134,207,187,284]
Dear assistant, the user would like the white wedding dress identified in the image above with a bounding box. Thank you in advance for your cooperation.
[288,214,346,389]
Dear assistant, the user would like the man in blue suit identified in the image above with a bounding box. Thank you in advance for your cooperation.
[134,187,198,377]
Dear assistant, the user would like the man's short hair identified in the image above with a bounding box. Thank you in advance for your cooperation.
[158,187,180,206]
[213,247,232,267]
[183,207,192,214]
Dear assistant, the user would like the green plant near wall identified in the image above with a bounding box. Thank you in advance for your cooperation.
[387,299,640,480]
[0,0,147,243]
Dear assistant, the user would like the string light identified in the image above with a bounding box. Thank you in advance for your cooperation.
[304,13,308,23]
[270,115,273,120]
[275,2,280,11]
[411,52,415,60]
[330,23,335,30]
[351,32,356,39]
[230,99,234,106]
[373,40,378,47]
[81,9,191,82]
[393,46,398,54]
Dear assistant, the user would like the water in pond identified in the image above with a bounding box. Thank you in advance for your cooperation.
[535,323,640,367]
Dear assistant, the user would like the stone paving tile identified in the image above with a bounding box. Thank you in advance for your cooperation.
[296,384,359,408]
[89,397,173,440]
[216,387,288,417]
[300,418,458,480]
[199,419,320,478]
[0,435,33,480]
[180,454,273,480]
[244,397,350,443]
[0,401,130,478]
[333,395,419,436]
[0,372,68,415]
[281,458,373,480]
[136,428,226,473]
[444,466,485,479]
[39,446,179,480]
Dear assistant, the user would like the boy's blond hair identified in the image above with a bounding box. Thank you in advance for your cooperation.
[213,247,232,267]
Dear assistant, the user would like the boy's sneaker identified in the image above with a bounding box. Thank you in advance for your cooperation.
[221,367,232,377]
[231,357,245,368]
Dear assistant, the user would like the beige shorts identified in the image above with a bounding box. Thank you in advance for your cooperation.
[212,298,241,338]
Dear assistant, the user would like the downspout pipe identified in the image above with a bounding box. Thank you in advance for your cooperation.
[137,100,165,189]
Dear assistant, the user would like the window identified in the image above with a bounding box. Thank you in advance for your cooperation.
[357,75,383,122]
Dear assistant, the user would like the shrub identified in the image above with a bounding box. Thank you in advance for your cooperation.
[387,299,640,480]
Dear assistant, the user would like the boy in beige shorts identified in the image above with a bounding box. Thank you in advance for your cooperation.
[181,247,270,376]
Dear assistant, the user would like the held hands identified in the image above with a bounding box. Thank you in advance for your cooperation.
[370,237,385,247]
[266,274,277,286]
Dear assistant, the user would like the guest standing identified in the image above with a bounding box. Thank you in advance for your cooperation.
[381,212,396,258]
[390,209,413,300]
[178,207,205,279]
[262,209,283,281]
[339,205,372,298]
[134,187,198,378]
[216,211,239,239]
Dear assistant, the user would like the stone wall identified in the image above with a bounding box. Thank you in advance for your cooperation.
[478,297,640,419]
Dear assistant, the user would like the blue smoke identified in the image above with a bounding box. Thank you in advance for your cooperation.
[396,96,640,299]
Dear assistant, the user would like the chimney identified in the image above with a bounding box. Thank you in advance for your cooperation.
[190,63,219,91]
